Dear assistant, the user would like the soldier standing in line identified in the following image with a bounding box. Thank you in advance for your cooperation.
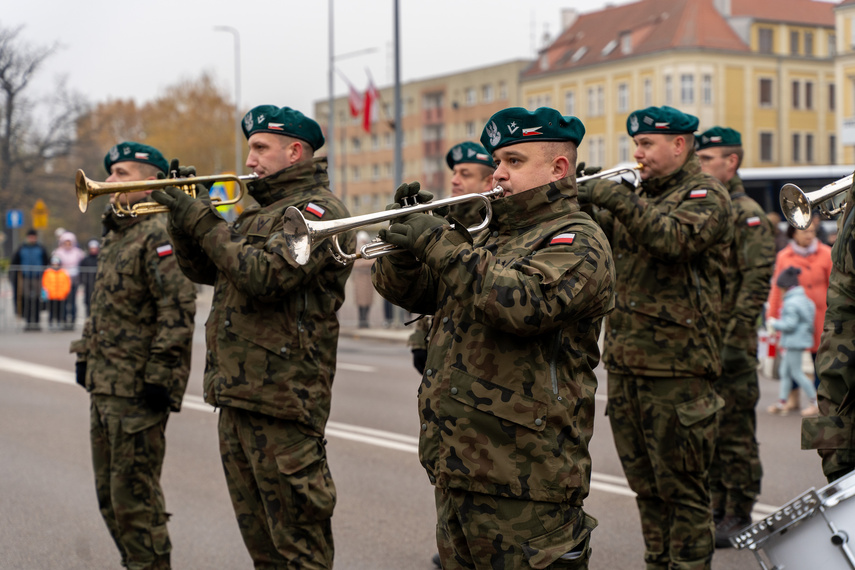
[70,142,197,570]
[373,107,615,569]
[802,172,855,483]
[408,141,495,377]
[696,127,775,548]
[577,106,733,570]
[151,105,353,569]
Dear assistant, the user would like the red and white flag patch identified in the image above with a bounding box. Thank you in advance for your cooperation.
[746,216,761,227]
[689,189,708,199]
[156,244,173,257]
[550,233,576,245]
[306,203,326,218]
[267,123,284,131]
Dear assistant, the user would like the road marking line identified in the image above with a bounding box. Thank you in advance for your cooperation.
[0,354,788,517]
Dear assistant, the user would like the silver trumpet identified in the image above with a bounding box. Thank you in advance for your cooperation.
[780,174,851,230]
[282,187,504,266]
[577,163,644,187]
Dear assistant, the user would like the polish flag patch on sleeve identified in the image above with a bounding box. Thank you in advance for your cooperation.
[156,244,173,258]
[550,233,576,245]
[689,189,708,199]
[305,203,326,218]
[746,216,761,227]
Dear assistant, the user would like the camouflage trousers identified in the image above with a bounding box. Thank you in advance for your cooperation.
[218,407,336,570]
[90,395,171,570]
[434,487,596,570]
[710,367,762,520]
[607,374,722,570]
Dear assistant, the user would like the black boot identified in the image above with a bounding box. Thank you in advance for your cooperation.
[715,515,752,548]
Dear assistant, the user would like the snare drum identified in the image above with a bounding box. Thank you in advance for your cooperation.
[732,470,855,570]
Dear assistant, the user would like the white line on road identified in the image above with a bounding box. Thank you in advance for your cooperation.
[0,354,782,517]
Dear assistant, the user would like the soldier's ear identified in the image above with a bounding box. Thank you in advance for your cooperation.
[551,155,570,182]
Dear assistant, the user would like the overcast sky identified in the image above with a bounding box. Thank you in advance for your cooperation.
[6,0,619,119]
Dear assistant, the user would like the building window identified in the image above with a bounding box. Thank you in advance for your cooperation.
[371,134,379,150]
[587,87,596,116]
[351,137,362,153]
[465,121,476,138]
[499,82,507,100]
[384,132,393,148]
[830,83,836,111]
[759,78,773,106]
[792,81,800,109]
[760,132,774,162]
[424,92,444,109]
[597,86,604,116]
[701,74,713,105]
[830,134,837,165]
[482,84,494,103]
[351,166,361,181]
[829,34,837,56]
[805,32,814,56]
[617,83,629,112]
[805,82,814,110]
[372,164,380,180]
[665,75,673,105]
[806,134,814,163]
[618,136,630,163]
[465,87,476,106]
[792,133,801,162]
[643,78,653,107]
[759,28,774,54]
[621,32,632,54]
[564,90,576,116]
[790,31,799,55]
[680,74,694,105]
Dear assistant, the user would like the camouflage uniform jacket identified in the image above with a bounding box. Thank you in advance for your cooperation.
[721,175,775,355]
[172,157,353,435]
[70,211,196,411]
[372,177,615,504]
[591,153,733,378]
[802,180,855,480]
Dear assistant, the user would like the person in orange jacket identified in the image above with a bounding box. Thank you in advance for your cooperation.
[42,256,71,330]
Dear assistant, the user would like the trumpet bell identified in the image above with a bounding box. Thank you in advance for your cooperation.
[779,183,812,230]
[282,206,313,266]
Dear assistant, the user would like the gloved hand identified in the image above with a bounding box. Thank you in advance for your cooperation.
[142,383,172,413]
[721,345,755,374]
[412,349,427,375]
[75,361,87,388]
[766,317,778,335]
[151,184,217,236]
[380,213,447,260]
[393,181,433,207]
[576,162,602,178]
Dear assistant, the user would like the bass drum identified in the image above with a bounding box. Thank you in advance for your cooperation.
[731,469,855,570]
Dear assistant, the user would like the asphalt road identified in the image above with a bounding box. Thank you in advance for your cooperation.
[0,306,834,570]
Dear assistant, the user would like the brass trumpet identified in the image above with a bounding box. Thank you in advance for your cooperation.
[75,169,257,216]
[780,174,851,230]
[283,187,504,266]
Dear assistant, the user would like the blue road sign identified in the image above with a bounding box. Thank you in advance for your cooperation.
[6,209,23,229]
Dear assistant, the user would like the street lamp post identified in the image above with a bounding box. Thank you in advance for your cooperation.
[214,25,242,178]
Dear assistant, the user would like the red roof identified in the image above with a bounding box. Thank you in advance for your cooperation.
[524,0,747,78]
[731,0,835,26]
[524,0,837,79]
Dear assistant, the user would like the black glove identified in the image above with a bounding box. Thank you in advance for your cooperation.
[393,181,433,207]
[380,213,447,259]
[576,162,602,178]
[150,184,216,235]
[412,349,427,375]
[75,361,87,388]
[142,383,172,413]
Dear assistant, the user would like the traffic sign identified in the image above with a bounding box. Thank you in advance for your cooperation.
[6,209,23,229]
[31,199,48,230]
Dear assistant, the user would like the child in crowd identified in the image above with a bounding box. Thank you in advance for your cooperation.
[42,256,71,331]
[768,266,818,416]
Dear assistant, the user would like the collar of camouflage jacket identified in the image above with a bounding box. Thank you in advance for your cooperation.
[727,174,745,195]
[247,156,330,207]
[640,152,702,198]
[490,176,578,230]
[102,203,148,233]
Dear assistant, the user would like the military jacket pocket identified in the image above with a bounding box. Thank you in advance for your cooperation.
[225,310,301,365]
[275,437,336,524]
[802,415,855,450]
[672,391,724,472]
[442,367,556,498]
[627,292,699,330]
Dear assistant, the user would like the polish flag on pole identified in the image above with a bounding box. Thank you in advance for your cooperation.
[363,76,379,133]
[335,70,363,118]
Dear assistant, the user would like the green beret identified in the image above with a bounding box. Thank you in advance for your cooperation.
[241,105,325,151]
[480,107,585,154]
[697,126,742,150]
[104,141,168,175]
[626,106,699,136]
[446,142,495,170]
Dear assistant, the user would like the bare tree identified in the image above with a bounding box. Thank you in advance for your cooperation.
[0,23,87,205]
